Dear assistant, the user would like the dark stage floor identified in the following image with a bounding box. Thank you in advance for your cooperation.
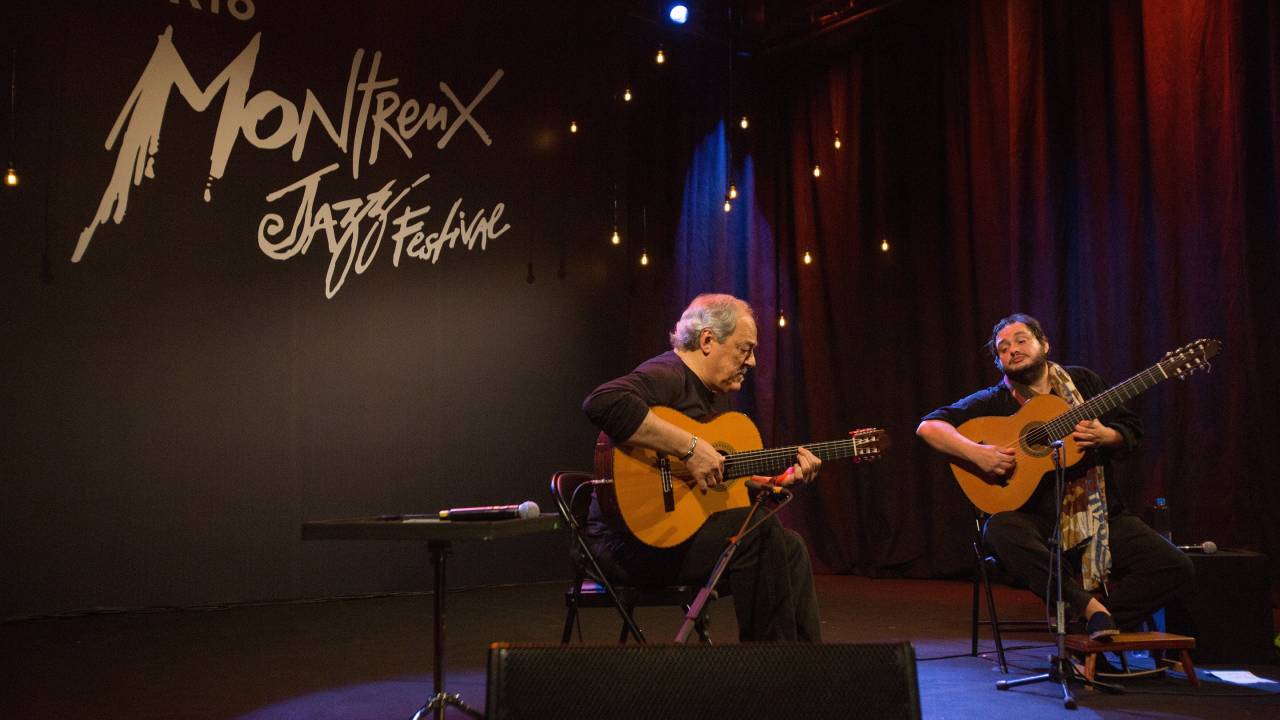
[5,576,1278,719]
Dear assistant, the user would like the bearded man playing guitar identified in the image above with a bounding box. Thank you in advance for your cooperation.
[917,314,1194,640]
[582,294,823,642]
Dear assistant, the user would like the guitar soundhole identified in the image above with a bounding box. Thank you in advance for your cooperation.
[1020,422,1052,458]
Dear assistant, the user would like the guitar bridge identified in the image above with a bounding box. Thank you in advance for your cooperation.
[657,456,675,513]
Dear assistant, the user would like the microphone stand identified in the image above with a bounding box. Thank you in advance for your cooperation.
[673,484,790,644]
[996,440,1121,708]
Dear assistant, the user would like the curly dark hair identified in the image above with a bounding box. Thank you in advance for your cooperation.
[987,313,1048,359]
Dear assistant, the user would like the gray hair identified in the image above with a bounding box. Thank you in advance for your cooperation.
[669,294,754,351]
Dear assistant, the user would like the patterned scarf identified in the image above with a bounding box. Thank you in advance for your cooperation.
[1004,362,1111,590]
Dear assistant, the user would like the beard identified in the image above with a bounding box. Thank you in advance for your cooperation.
[1001,350,1048,386]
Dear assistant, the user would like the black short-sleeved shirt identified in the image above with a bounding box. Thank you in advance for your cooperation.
[921,365,1143,518]
[581,350,732,540]
[582,350,731,442]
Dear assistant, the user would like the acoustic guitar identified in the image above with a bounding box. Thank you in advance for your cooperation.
[594,406,887,548]
[950,338,1221,515]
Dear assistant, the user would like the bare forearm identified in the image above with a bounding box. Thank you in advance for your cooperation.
[917,419,981,464]
[919,419,1019,477]
[624,409,696,457]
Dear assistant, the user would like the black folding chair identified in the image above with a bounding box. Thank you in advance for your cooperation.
[550,470,716,644]
[971,512,1052,673]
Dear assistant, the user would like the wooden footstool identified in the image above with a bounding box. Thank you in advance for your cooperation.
[1065,631,1199,687]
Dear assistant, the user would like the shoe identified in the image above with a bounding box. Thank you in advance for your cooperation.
[1087,611,1119,641]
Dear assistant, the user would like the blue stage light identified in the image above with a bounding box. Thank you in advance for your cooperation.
[668,4,689,24]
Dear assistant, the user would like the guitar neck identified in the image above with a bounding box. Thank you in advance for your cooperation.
[1044,363,1170,440]
[724,437,868,479]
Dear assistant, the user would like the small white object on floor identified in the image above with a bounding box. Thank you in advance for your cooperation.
[1205,670,1277,685]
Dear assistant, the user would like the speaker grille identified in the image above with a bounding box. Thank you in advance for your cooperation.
[487,642,920,720]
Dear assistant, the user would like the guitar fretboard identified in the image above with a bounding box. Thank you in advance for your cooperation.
[1037,362,1172,442]
[723,436,876,479]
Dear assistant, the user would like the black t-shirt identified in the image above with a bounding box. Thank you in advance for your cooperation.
[921,365,1143,517]
[582,350,731,442]
[580,350,732,539]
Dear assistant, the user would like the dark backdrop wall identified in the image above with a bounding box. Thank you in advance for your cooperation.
[0,1,657,619]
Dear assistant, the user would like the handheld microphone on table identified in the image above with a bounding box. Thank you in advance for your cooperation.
[438,501,540,521]
[1175,540,1217,554]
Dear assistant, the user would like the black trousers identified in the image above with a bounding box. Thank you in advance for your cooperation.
[983,511,1195,629]
[589,507,822,642]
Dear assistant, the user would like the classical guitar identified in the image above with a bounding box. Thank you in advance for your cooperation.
[594,405,888,548]
[950,338,1221,515]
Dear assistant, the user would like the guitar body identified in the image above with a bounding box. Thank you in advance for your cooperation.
[595,406,762,549]
[951,393,1085,514]
[946,338,1222,514]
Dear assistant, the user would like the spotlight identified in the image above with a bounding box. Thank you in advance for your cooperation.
[668,4,689,24]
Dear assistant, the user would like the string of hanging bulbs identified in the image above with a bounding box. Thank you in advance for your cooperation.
[563,5,894,334]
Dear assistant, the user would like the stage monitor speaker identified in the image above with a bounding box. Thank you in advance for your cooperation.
[486,641,920,720]
[1164,549,1275,665]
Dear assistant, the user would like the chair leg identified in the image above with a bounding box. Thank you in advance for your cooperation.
[979,555,1010,673]
[562,580,584,644]
[561,604,578,644]
[971,550,981,657]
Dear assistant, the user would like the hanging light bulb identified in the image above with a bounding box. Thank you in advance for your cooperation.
[640,251,650,266]
[728,183,738,200]
[739,115,749,130]
[656,47,665,64]
[611,229,621,245]
[833,132,842,150]
[881,238,890,252]
[623,87,632,102]
[812,163,821,178]
[803,250,813,265]
[723,197,732,213]
[778,310,787,328]
[569,120,578,134]
[5,53,15,188]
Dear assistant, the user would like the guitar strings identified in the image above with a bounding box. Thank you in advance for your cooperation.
[1007,360,1174,450]
[722,437,874,477]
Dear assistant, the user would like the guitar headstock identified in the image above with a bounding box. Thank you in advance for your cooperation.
[850,428,889,462]
[1159,338,1222,380]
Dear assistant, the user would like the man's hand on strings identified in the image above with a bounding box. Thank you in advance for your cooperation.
[779,446,822,486]
[1072,419,1122,449]
[972,444,1017,480]
[686,438,725,492]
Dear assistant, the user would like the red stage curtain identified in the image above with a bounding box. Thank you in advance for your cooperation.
[741,0,1279,599]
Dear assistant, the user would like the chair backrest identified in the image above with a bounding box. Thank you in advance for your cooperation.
[549,470,596,529]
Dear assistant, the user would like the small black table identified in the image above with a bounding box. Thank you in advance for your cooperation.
[302,514,562,720]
